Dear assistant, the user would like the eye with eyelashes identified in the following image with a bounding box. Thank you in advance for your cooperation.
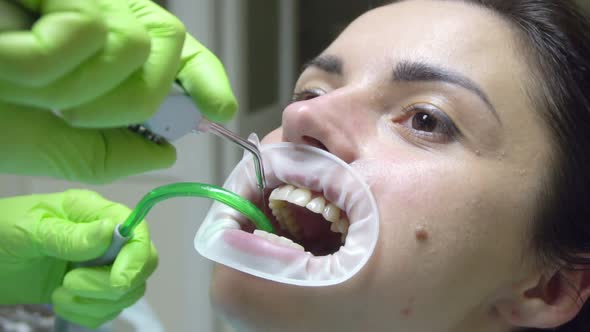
[394,103,460,144]
[291,88,460,144]
[291,88,327,102]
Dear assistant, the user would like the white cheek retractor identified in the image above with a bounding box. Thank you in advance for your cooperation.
[194,141,379,287]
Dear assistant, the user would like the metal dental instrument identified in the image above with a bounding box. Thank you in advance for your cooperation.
[196,121,267,196]
[128,83,267,199]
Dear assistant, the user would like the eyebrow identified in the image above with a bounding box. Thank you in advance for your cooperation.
[393,60,499,121]
[302,55,343,75]
[304,56,500,122]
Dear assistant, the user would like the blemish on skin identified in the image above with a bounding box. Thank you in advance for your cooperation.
[401,307,413,318]
[519,169,527,176]
[401,297,415,318]
[511,309,520,320]
[475,150,481,156]
[415,225,429,241]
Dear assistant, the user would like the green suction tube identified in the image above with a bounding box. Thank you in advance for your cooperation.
[118,182,275,237]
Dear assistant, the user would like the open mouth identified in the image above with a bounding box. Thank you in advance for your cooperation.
[246,184,350,256]
[194,142,379,287]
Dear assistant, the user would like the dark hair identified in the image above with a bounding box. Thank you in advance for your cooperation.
[383,0,590,330]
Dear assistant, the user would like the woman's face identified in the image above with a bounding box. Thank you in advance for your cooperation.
[211,1,554,331]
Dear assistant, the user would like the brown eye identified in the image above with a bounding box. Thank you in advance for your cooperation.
[396,104,459,144]
[412,112,439,132]
[291,88,326,102]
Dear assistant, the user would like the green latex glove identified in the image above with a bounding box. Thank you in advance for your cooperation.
[0,0,237,182]
[0,1,35,31]
[0,101,177,184]
[0,189,157,328]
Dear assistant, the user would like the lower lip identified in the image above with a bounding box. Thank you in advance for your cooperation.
[223,229,306,261]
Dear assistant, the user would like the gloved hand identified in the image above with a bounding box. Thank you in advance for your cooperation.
[0,0,237,183]
[0,100,178,183]
[0,0,35,31]
[0,189,157,328]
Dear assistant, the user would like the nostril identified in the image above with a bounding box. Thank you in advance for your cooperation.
[303,136,328,152]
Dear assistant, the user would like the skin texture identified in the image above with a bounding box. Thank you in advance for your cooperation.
[210,1,562,331]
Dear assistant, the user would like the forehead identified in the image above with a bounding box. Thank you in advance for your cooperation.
[323,0,531,111]
[330,1,517,68]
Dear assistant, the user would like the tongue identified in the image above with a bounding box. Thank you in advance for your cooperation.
[290,205,342,256]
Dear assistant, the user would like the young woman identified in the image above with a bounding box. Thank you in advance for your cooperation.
[209,1,590,331]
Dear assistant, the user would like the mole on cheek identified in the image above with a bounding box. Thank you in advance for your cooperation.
[401,307,413,318]
[415,225,429,241]
[400,297,415,318]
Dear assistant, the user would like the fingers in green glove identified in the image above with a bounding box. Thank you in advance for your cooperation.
[177,34,238,123]
[32,217,114,261]
[0,104,176,183]
[59,190,158,293]
[27,189,159,268]
[0,0,153,110]
[61,265,153,301]
[57,282,146,316]
[23,190,119,261]
[88,128,177,183]
[1,0,238,129]
[111,224,159,288]
[0,189,158,309]
[58,233,158,300]
[61,0,187,127]
[60,190,159,287]
[52,282,145,328]
[46,189,156,328]
[0,0,107,85]
[0,1,35,31]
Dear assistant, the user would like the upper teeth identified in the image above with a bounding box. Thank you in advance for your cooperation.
[305,196,325,213]
[268,184,350,243]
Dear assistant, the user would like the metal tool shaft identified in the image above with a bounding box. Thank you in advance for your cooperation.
[204,122,267,194]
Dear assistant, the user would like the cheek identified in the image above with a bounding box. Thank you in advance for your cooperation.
[354,157,532,244]
[355,157,535,295]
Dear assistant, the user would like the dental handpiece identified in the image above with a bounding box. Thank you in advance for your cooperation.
[128,83,267,195]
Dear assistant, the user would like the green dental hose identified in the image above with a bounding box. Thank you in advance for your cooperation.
[119,182,274,237]
[55,182,273,332]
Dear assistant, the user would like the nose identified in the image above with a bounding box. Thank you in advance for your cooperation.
[281,89,369,164]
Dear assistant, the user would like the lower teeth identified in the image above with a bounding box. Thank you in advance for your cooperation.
[253,230,304,251]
